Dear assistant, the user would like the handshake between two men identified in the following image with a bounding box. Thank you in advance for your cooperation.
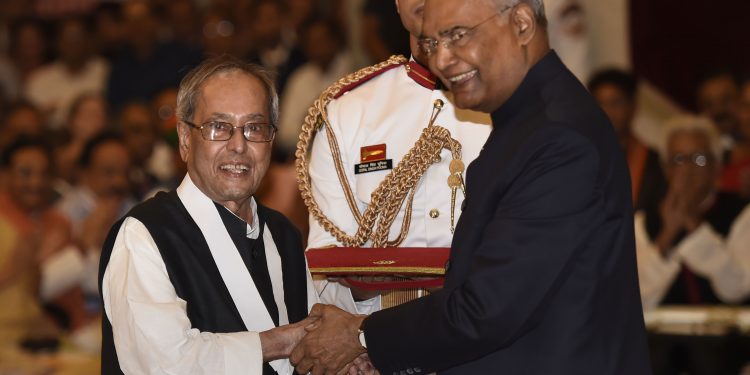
[266,304,377,375]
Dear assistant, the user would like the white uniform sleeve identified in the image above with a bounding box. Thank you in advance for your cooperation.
[313,278,381,315]
[634,212,681,310]
[102,217,263,375]
[677,206,750,303]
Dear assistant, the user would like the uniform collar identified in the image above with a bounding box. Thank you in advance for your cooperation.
[405,57,439,90]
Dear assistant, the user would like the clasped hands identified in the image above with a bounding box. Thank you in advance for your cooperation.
[290,304,378,375]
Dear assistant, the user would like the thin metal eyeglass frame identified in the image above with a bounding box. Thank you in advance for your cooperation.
[182,119,276,143]
[418,5,514,57]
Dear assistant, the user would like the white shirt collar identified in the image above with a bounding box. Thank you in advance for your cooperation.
[177,174,260,239]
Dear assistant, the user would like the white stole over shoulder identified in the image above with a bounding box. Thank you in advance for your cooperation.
[176,175,306,374]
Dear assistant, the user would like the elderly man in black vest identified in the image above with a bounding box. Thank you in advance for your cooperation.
[99,56,328,375]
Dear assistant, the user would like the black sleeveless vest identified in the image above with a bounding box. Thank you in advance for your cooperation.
[98,191,308,374]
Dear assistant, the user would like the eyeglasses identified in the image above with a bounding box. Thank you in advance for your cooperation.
[418,6,513,57]
[183,120,276,142]
[669,152,714,167]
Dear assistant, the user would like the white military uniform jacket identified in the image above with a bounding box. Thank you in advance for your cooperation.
[306,57,492,312]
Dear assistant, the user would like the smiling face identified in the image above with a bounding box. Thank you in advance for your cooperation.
[423,0,537,112]
[177,70,272,213]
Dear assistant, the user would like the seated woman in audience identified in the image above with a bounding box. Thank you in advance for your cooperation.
[636,115,750,309]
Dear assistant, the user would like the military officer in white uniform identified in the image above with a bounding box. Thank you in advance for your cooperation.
[302,0,492,312]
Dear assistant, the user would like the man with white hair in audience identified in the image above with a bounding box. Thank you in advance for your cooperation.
[636,115,750,309]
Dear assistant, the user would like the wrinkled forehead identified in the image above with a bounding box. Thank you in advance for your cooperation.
[423,0,495,36]
[196,71,270,116]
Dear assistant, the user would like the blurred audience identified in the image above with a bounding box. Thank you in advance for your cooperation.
[53,93,109,188]
[245,0,306,96]
[44,133,135,351]
[200,12,240,58]
[286,0,316,39]
[588,68,667,211]
[55,133,136,267]
[24,17,109,129]
[0,137,71,344]
[696,71,740,163]
[636,115,750,310]
[152,86,178,137]
[0,100,45,153]
[163,0,201,49]
[117,101,174,198]
[720,78,750,197]
[5,18,50,89]
[278,17,353,155]
[106,0,201,111]
[360,0,410,64]
[92,3,126,60]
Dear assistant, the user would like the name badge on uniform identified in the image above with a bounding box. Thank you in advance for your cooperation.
[355,143,392,174]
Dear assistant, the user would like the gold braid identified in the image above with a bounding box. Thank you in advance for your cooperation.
[295,55,463,248]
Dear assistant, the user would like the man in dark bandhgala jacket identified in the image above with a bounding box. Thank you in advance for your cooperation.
[289,0,652,374]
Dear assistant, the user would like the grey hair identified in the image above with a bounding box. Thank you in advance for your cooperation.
[503,0,547,26]
[176,55,279,127]
[659,115,723,165]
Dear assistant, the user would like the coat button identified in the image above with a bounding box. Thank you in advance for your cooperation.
[429,209,439,218]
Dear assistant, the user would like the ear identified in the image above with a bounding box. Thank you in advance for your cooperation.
[176,120,191,163]
[395,0,400,14]
[512,3,536,46]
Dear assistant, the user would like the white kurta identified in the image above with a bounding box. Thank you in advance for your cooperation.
[635,205,750,309]
[102,175,320,374]
[306,58,492,312]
